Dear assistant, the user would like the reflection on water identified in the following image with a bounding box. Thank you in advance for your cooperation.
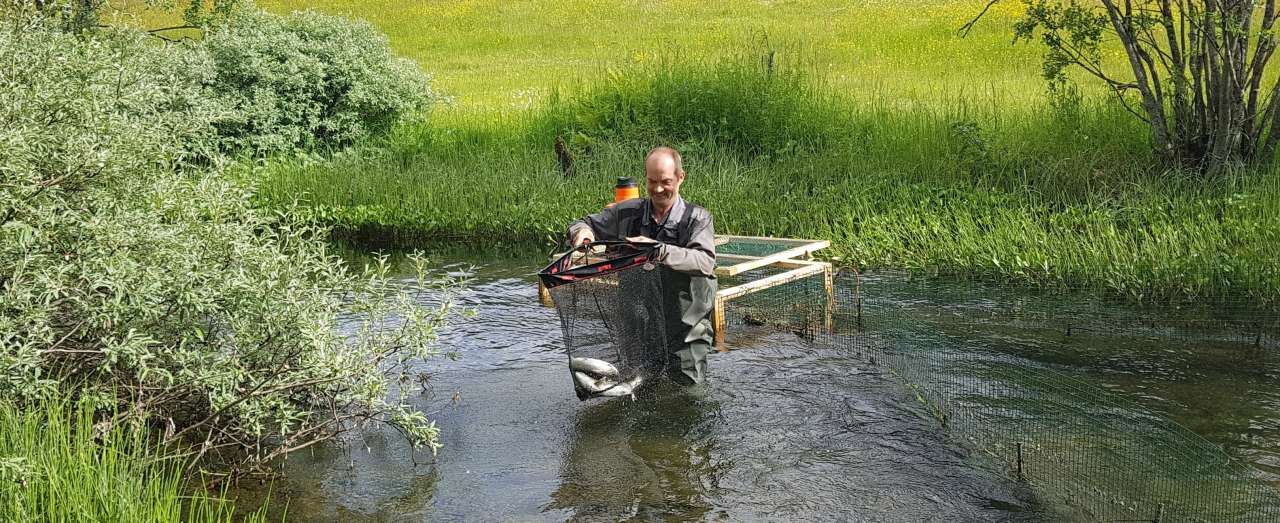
[232,251,1278,521]
[545,383,723,521]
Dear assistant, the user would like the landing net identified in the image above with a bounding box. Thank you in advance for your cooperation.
[539,241,672,400]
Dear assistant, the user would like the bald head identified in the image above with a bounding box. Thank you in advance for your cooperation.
[645,146,685,177]
[644,146,685,213]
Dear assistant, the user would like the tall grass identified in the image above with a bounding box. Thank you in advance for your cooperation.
[235,0,1279,306]
[252,50,1279,305]
[0,399,266,522]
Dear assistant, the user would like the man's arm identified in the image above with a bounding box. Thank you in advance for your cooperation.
[567,205,624,246]
[658,213,716,277]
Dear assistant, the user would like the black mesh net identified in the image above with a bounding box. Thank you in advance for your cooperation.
[540,241,671,401]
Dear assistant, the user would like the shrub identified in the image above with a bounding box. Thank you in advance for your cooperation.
[202,8,434,154]
[0,20,459,474]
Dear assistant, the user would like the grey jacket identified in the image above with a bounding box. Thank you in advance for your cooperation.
[566,197,716,276]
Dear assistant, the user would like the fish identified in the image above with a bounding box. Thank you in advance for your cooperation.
[595,375,644,399]
[572,371,617,394]
[569,357,620,378]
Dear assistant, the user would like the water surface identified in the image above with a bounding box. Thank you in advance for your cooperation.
[236,250,1279,521]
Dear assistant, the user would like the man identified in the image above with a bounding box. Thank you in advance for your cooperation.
[567,146,716,386]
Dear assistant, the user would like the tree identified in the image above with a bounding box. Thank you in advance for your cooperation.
[966,0,1280,170]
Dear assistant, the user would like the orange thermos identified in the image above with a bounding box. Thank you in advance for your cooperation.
[614,176,639,203]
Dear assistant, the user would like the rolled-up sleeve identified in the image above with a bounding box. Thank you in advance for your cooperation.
[659,214,716,277]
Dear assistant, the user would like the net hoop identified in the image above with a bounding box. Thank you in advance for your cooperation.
[538,241,660,290]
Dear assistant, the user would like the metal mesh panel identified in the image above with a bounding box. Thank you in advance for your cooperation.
[716,238,801,258]
[705,265,1280,520]
[830,272,1280,521]
[719,265,833,347]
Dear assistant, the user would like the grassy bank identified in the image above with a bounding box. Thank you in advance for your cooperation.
[257,137,1279,306]
[238,1,1279,305]
[0,400,265,522]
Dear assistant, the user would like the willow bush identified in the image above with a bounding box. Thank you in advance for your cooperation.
[202,7,435,155]
[0,9,455,476]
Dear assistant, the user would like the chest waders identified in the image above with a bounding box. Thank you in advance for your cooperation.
[617,201,716,386]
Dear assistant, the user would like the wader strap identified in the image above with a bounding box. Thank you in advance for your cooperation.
[621,199,696,245]
[618,203,644,238]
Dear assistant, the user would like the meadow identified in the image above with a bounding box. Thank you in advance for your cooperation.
[220,0,1280,305]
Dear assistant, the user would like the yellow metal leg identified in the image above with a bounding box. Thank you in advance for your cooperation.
[538,281,553,307]
[713,296,727,351]
[823,264,835,334]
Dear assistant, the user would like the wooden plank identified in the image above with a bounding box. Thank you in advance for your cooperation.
[538,281,554,307]
[716,253,828,269]
[718,234,818,244]
[716,263,827,301]
[713,296,727,351]
[715,241,830,277]
[823,263,835,333]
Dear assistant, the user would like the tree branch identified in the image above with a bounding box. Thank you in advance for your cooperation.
[959,0,1004,37]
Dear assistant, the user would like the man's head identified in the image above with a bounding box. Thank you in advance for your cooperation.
[644,146,685,212]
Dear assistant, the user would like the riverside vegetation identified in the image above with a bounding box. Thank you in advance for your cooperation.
[1,2,459,519]
[245,0,1280,305]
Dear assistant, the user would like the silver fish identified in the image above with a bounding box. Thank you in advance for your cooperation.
[596,375,644,399]
[569,357,620,378]
[573,371,617,393]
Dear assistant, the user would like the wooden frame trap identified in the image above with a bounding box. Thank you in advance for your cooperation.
[538,235,835,350]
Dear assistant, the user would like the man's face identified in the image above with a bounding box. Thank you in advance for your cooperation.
[645,156,684,210]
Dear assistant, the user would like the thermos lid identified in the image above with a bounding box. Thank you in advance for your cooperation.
[615,176,637,188]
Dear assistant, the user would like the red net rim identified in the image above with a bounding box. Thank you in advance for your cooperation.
[538,241,661,289]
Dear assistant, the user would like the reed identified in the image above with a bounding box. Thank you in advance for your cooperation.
[0,399,267,522]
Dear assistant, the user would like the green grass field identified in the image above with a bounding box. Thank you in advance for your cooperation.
[202,0,1279,305]
[250,0,1054,119]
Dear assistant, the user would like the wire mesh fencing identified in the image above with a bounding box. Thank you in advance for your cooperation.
[724,268,1280,522]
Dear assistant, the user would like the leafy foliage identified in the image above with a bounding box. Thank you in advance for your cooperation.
[0,18,458,474]
[202,8,435,154]
[1005,0,1280,168]
[536,47,836,159]
[2,0,244,33]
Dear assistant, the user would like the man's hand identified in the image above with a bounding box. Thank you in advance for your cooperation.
[626,235,657,244]
[572,229,595,247]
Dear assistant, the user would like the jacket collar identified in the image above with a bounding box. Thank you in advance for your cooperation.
[646,196,685,232]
